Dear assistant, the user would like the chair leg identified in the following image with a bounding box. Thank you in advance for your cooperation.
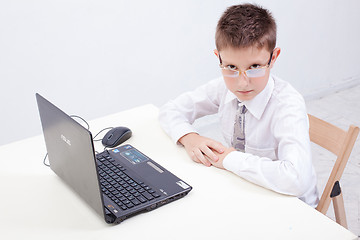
[333,192,348,229]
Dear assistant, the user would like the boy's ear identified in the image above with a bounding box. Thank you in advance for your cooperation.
[270,47,281,68]
[213,49,219,58]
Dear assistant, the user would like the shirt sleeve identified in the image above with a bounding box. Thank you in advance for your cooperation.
[223,99,315,198]
[158,78,225,143]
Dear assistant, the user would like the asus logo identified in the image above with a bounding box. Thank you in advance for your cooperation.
[61,134,71,146]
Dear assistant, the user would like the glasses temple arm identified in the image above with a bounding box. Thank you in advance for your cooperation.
[218,54,223,65]
[267,51,274,65]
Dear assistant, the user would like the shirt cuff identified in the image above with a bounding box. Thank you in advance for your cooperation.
[223,151,253,173]
[170,122,199,144]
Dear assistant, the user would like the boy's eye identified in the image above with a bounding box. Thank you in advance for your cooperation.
[226,65,237,70]
[249,64,261,69]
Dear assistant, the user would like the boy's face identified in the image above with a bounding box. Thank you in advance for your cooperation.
[215,47,280,101]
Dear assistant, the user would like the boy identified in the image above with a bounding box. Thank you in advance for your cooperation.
[159,4,319,207]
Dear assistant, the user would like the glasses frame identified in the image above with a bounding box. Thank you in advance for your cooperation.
[218,51,274,78]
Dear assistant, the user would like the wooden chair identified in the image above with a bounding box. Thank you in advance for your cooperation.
[308,114,359,229]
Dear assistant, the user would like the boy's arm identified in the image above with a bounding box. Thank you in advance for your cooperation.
[159,78,224,142]
[159,77,227,166]
[209,108,317,203]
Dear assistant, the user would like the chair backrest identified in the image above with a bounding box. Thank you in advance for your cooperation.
[308,114,359,214]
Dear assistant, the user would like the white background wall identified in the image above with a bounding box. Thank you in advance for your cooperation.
[1,0,360,146]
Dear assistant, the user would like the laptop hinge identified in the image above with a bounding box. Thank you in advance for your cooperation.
[104,207,116,224]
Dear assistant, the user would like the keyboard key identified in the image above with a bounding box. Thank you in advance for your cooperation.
[120,189,127,194]
[126,203,134,208]
[152,193,160,198]
[137,196,147,203]
[142,191,154,200]
[120,205,127,210]
[131,199,141,206]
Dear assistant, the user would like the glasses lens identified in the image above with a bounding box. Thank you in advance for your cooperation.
[221,68,238,78]
[246,68,266,78]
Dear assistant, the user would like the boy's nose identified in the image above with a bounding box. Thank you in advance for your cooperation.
[237,72,250,87]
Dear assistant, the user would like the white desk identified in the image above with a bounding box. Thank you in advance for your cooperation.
[0,104,357,240]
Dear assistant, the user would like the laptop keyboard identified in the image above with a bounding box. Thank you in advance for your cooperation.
[96,154,160,211]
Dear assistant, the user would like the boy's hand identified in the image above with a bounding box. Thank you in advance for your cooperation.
[178,133,225,167]
[207,146,236,169]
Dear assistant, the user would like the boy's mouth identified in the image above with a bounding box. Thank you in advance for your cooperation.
[237,90,253,94]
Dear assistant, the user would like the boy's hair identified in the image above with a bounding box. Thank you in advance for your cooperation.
[215,4,276,52]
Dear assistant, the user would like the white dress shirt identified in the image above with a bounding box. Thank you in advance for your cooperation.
[159,75,319,207]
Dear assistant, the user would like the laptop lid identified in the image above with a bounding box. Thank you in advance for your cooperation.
[36,93,105,218]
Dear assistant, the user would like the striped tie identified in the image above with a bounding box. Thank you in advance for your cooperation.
[232,103,247,152]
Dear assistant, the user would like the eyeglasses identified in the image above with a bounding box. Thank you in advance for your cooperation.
[219,51,273,78]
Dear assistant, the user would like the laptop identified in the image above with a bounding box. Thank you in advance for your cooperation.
[36,93,192,224]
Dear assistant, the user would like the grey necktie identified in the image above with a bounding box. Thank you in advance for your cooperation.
[232,103,247,152]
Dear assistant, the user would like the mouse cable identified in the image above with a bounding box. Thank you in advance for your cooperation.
[94,128,116,153]
[93,127,114,142]
[69,115,114,142]
[70,115,114,142]
[69,115,90,130]
[42,115,112,167]
[43,153,50,167]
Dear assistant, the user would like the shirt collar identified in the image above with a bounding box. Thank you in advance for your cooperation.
[224,75,275,120]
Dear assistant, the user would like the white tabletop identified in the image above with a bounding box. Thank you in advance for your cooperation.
[0,104,357,240]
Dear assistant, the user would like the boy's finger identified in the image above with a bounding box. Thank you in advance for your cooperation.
[207,141,225,154]
[194,149,211,167]
[189,151,200,163]
[200,146,218,162]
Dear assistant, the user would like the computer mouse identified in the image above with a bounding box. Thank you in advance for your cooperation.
[102,126,132,148]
